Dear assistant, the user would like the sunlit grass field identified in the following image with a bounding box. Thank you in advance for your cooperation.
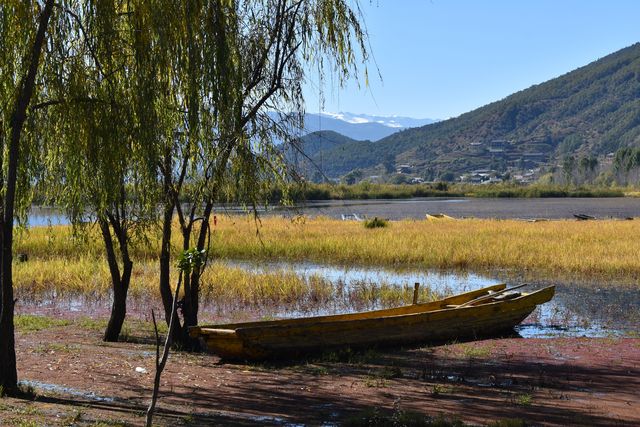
[12,215,640,308]
[211,216,640,282]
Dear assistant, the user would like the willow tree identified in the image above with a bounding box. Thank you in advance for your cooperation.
[39,0,160,342]
[0,0,56,393]
[132,0,371,346]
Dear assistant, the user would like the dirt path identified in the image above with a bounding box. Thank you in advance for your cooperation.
[2,324,638,426]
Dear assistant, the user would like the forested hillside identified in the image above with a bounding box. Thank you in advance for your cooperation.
[285,131,373,180]
[303,43,640,181]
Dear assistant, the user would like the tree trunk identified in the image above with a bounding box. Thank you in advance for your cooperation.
[100,218,133,342]
[159,202,181,333]
[179,201,213,350]
[0,0,54,394]
[191,201,213,325]
[159,154,182,345]
[178,220,197,349]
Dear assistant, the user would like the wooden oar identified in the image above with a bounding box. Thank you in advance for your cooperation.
[456,283,529,308]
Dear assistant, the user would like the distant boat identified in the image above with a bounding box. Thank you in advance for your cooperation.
[426,213,455,221]
[573,213,596,221]
[190,283,555,361]
[341,213,364,221]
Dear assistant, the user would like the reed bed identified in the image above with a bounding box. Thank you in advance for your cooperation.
[12,216,640,311]
[13,254,439,315]
[211,216,640,283]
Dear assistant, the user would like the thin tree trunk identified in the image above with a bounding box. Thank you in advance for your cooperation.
[190,202,213,325]
[0,0,54,394]
[179,201,213,350]
[146,274,182,427]
[159,152,182,345]
[159,202,182,343]
[178,220,195,349]
[159,146,174,317]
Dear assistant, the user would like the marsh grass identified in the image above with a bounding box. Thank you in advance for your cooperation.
[14,220,444,313]
[208,216,640,283]
[14,259,439,321]
[11,216,640,319]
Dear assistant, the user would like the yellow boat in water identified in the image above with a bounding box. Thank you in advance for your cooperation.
[189,284,555,360]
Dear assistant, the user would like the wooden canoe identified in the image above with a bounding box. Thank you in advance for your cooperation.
[426,213,455,221]
[189,284,555,360]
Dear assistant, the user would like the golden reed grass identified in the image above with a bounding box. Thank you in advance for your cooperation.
[12,216,640,303]
[211,216,640,283]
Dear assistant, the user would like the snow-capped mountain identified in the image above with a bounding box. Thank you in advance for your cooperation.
[318,112,436,129]
[302,112,437,141]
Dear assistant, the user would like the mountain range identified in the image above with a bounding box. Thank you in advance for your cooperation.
[301,112,437,141]
[295,42,640,182]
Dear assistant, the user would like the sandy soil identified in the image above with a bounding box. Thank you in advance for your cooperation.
[1,324,638,426]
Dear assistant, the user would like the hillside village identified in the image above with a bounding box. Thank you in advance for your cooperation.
[292,42,640,186]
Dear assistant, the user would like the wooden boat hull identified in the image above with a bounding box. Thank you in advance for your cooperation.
[190,284,555,360]
[426,213,454,221]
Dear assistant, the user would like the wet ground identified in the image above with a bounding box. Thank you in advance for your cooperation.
[3,324,639,426]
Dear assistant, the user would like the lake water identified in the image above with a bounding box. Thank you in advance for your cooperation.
[28,206,72,227]
[282,197,640,220]
[28,197,640,226]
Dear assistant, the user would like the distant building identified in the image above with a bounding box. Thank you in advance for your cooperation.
[397,164,412,174]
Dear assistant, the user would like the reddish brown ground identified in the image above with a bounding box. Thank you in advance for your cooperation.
[1,324,638,426]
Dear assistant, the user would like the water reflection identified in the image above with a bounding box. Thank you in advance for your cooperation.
[226,259,494,294]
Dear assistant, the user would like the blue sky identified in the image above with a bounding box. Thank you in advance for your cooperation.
[303,0,640,119]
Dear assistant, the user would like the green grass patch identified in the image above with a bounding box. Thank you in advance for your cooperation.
[14,315,70,332]
[34,343,80,354]
[513,393,533,406]
[457,343,493,359]
[76,317,108,331]
[364,217,389,228]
